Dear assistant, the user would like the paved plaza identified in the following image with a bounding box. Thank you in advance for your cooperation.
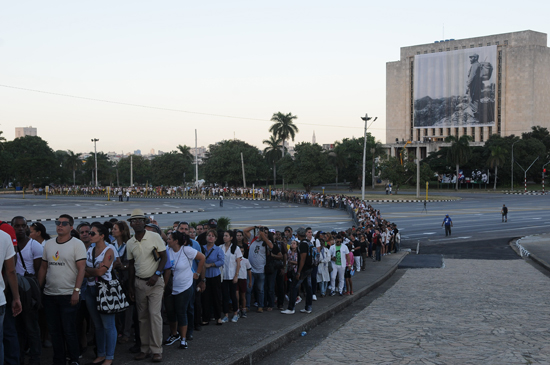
[294,259,550,365]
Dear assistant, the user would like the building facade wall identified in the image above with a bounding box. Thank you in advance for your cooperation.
[386,30,550,156]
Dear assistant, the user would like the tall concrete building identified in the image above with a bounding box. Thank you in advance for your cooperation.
[385,30,550,159]
[15,126,37,138]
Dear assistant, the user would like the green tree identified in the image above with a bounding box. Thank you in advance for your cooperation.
[263,133,282,186]
[151,151,193,186]
[487,145,507,190]
[202,140,268,186]
[83,152,115,186]
[379,155,415,187]
[65,150,83,186]
[116,155,152,186]
[332,135,384,188]
[3,136,58,189]
[291,143,334,192]
[445,135,472,190]
[269,112,299,157]
[327,149,346,187]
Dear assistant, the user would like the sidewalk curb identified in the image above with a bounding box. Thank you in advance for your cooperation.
[224,252,408,365]
[512,237,550,272]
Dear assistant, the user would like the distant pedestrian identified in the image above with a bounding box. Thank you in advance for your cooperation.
[442,214,453,236]
[422,200,427,213]
[118,190,123,202]
[501,204,508,222]
[126,191,130,202]
[219,195,223,207]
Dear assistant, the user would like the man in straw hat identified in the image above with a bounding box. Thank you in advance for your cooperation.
[126,209,167,362]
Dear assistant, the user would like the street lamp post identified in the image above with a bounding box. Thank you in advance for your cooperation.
[91,138,99,187]
[360,113,377,201]
[511,140,519,191]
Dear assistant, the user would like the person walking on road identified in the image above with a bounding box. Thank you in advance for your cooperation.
[442,215,453,236]
[501,204,508,222]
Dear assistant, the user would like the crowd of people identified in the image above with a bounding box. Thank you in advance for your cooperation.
[0,195,400,365]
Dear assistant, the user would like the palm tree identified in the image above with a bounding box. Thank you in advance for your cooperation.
[328,150,346,187]
[487,145,507,190]
[66,150,82,186]
[263,133,282,186]
[269,112,299,157]
[177,144,193,164]
[445,135,472,190]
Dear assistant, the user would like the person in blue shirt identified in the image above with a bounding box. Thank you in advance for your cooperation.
[441,215,453,236]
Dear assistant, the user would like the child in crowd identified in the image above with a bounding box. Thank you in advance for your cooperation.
[238,246,252,318]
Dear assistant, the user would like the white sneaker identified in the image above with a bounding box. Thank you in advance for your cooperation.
[296,296,302,304]
[312,295,317,301]
[281,309,295,314]
[300,309,312,314]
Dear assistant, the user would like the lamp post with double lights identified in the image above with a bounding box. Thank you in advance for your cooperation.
[361,113,377,201]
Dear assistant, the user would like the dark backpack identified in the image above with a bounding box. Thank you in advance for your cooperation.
[304,240,320,267]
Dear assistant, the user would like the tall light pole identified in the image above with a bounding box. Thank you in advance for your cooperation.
[91,138,99,187]
[361,113,377,201]
[511,140,519,191]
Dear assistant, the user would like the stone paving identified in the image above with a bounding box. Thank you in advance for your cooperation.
[294,259,550,365]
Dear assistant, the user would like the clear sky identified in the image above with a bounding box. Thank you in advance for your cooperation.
[1,1,548,155]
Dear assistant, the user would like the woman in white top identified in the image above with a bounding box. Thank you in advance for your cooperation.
[221,230,242,323]
[166,231,205,349]
[29,222,51,245]
[316,240,331,297]
[84,222,116,365]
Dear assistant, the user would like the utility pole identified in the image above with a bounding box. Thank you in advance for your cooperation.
[91,138,99,187]
[241,152,246,188]
[130,155,133,186]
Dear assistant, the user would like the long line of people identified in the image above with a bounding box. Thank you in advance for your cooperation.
[0,200,399,365]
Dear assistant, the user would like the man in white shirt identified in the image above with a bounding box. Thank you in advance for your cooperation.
[0,230,22,365]
[38,214,86,365]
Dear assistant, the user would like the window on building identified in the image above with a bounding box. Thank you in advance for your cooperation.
[432,128,436,136]
[424,50,427,54]
[455,128,459,137]
[417,51,420,55]
[504,40,508,46]
[439,49,443,52]
[495,41,499,46]
[480,128,484,142]
[463,127,467,136]
[446,48,450,51]
[470,44,474,48]
[471,128,476,140]
[487,43,491,46]
[439,128,443,136]
[488,126,492,136]
[462,45,466,49]
[424,129,428,136]
[431,49,435,53]
[478,43,482,47]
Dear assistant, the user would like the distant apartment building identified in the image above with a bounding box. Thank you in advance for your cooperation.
[15,126,37,138]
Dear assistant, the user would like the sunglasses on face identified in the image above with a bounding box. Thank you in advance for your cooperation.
[55,221,71,227]
[89,231,98,237]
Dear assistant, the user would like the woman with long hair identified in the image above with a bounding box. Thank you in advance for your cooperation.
[111,221,132,344]
[84,222,117,365]
[221,230,242,323]
[165,231,205,349]
[201,229,225,325]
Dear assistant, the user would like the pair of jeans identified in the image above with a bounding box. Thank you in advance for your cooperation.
[44,294,80,365]
[85,286,118,360]
[251,273,265,308]
[173,285,194,327]
[275,269,285,308]
[288,269,312,311]
[319,281,328,295]
[16,304,41,364]
[0,305,5,365]
[221,280,238,314]
[375,245,382,261]
[310,266,318,295]
[263,273,276,308]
